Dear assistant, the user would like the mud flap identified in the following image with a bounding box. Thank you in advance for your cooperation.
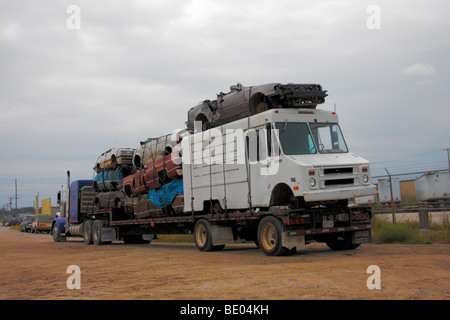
[101,227,118,242]
[282,232,305,252]
[143,234,156,241]
[211,225,234,246]
[352,229,372,244]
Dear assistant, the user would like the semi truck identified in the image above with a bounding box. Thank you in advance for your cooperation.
[52,90,376,256]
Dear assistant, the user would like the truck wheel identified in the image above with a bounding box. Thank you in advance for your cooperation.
[250,94,269,115]
[52,223,63,242]
[258,216,287,256]
[92,220,104,245]
[194,219,214,252]
[83,220,94,245]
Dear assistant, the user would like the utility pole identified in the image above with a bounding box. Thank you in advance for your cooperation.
[9,197,13,220]
[15,178,18,210]
[385,168,396,223]
[10,178,20,215]
[445,148,450,173]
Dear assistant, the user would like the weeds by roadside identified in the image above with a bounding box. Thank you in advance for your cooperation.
[9,225,20,232]
[153,234,194,243]
[371,215,450,244]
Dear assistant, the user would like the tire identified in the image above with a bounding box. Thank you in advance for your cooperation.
[83,220,94,245]
[257,216,287,256]
[52,223,63,242]
[92,220,103,245]
[253,102,268,114]
[325,233,360,251]
[202,120,210,131]
[194,219,214,252]
[250,94,269,115]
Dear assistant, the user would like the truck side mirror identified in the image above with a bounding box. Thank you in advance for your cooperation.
[266,123,272,157]
[230,84,242,91]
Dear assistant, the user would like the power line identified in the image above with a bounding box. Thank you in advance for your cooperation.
[370,149,442,165]
[372,168,448,179]
[372,161,447,174]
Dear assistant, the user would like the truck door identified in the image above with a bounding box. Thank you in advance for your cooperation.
[246,125,275,207]
[68,183,79,223]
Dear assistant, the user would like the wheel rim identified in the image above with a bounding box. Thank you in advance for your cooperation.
[260,223,277,251]
[254,102,267,114]
[53,225,58,240]
[195,223,207,247]
[92,225,98,243]
[202,122,209,131]
[84,224,90,240]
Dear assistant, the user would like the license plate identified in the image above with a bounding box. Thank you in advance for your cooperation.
[323,220,334,228]
[352,230,371,244]
[337,213,349,221]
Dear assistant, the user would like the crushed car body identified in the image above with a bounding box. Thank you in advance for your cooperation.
[186,83,327,132]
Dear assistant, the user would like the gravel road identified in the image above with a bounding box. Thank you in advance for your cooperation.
[0,227,448,301]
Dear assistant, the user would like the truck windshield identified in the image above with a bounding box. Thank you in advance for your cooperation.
[275,122,316,154]
[310,123,348,153]
[275,122,348,155]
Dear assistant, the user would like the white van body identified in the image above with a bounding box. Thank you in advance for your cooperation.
[182,108,376,212]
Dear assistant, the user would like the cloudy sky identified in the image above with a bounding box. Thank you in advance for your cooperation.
[0,0,449,209]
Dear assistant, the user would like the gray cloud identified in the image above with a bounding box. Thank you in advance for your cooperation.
[1,0,449,208]
[403,63,436,76]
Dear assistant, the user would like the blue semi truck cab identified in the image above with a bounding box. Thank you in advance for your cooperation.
[52,175,154,245]
[52,180,96,241]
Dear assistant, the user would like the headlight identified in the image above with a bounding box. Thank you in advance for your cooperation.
[309,178,316,187]
[363,174,369,183]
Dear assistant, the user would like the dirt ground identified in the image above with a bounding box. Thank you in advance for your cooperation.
[0,227,448,301]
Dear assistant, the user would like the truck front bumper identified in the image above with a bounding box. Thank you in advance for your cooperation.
[301,185,377,202]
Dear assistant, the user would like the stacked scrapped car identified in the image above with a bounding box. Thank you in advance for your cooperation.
[93,148,135,209]
[124,132,186,219]
[273,83,327,107]
[131,134,181,170]
[186,82,327,132]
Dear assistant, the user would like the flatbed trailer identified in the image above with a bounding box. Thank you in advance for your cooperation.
[53,182,372,256]
[107,205,373,254]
